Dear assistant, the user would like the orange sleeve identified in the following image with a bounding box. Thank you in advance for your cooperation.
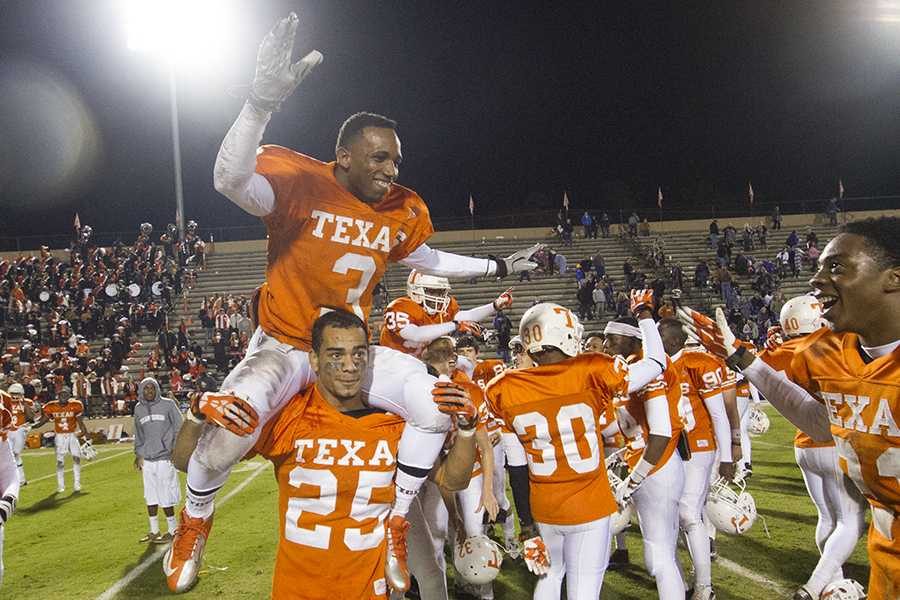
[387,193,434,262]
[255,146,313,220]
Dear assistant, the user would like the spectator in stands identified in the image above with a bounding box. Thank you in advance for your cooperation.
[670,263,684,291]
[805,227,818,248]
[580,211,593,239]
[577,276,596,321]
[787,244,802,277]
[772,205,782,230]
[757,221,768,248]
[599,211,611,237]
[826,197,839,225]
[708,219,719,247]
[734,253,751,276]
[592,284,605,317]
[554,252,567,275]
[603,277,615,312]
[718,265,736,309]
[574,265,586,287]
[716,239,730,268]
[786,229,799,248]
[372,281,389,311]
[627,212,639,236]
[561,219,574,246]
[615,291,630,317]
[806,242,821,271]
[493,310,512,363]
[638,218,651,237]
[742,223,753,251]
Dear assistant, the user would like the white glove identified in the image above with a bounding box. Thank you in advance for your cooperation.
[0,495,16,526]
[614,459,652,508]
[520,525,550,576]
[249,13,323,112]
[491,244,543,278]
[492,287,514,311]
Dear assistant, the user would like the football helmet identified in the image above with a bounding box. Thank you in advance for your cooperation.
[518,302,583,358]
[748,405,770,436]
[453,535,503,584]
[820,579,866,599]
[140,222,153,236]
[605,449,635,535]
[7,383,24,396]
[706,476,756,535]
[407,270,452,315]
[779,295,827,338]
[187,220,198,233]
[80,439,97,460]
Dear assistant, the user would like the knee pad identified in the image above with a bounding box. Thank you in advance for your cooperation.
[403,373,451,433]
[193,425,260,474]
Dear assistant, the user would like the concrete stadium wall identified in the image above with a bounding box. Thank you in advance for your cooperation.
[3,207,898,260]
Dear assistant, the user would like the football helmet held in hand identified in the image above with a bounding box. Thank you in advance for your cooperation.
[748,406,770,436]
[820,579,866,599]
[779,295,827,338]
[706,476,757,535]
[80,439,98,460]
[453,535,503,584]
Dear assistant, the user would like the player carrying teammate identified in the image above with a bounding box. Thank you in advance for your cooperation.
[173,311,479,599]
[32,388,89,494]
[168,13,540,593]
[680,217,899,600]
[485,291,667,599]
[379,271,513,357]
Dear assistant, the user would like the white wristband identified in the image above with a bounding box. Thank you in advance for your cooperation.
[632,458,654,481]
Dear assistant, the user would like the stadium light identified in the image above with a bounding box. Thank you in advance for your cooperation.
[121,0,234,239]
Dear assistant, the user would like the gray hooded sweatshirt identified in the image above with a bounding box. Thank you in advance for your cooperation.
[133,377,183,461]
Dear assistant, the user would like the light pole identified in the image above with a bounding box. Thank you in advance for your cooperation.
[168,68,186,239]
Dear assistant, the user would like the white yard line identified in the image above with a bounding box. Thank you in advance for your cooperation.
[25,445,131,457]
[28,450,133,483]
[717,556,792,596]
[95,462,267,600]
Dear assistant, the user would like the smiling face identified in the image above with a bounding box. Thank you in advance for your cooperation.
[334,127,402,204]
[310,325,369,407]
[810,233,897,344]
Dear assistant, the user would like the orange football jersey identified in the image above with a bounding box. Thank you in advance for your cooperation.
[42,399,83,434]
[9,395,34,430]
[620,354,684,474]
[251,385,406,600]
[463,380,491,478]
[473,359,507,390]
[758,337,834,450]
[0,391,12,440]
[673,348,727,454]
[379,295,460,355]
[256,147,434,350]
[789,328,900,600]
[485,353,627,526]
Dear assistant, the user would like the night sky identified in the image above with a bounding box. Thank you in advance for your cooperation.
[1,0,899,241]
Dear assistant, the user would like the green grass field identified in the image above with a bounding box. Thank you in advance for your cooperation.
[4,406,870,599]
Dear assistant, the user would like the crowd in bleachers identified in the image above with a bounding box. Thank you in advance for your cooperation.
[0,221,210,417]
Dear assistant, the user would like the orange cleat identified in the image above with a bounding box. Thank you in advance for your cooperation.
[385,515,411,592]
[163,508,214,593]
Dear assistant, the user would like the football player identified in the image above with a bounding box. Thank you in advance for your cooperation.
[31,388,89,493]
[174,13,540,593]
[0,392,19,587]
[658,318,734,600]
[486,292,668,599]
[171,311,479,599]
[4,383,35,486]
[603,317,686,600]
[455,336,507,390]
[380,271,513,357]
[755,296,867,599]
[680,217,899,600]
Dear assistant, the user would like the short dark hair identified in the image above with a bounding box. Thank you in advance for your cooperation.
[613,316,639,327]
[841,217,900,269]
[311,310,368,353]
[454,335,479,352]
[336,112,398,152]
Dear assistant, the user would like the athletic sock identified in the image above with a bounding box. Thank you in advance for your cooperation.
[73,462,81,487]
[390,427,447,518]
[184,453,230,519]
[149,515,160,535]
[166,515,178,533]
[56,464,65,490]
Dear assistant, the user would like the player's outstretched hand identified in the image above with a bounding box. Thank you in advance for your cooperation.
[249,12,323,112]
[677,306,741,360]
[196,392,260,436]
[520,524,550,575]
[629,288,654,317]
[432,381,478,430]
[455,321,483,338]
[491,244,543,278]
[764,325,784,352]
[492,287,514,311]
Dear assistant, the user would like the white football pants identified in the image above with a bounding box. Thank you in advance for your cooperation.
[535,516,612,600]
[679,449,716,588]
[634,454,686,600]
[795,445,867,597]
[406,480,449,600]
[736,394,751,469]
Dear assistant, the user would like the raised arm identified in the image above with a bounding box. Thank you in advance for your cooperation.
[213,13,322,216]
[401,243,542,280]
